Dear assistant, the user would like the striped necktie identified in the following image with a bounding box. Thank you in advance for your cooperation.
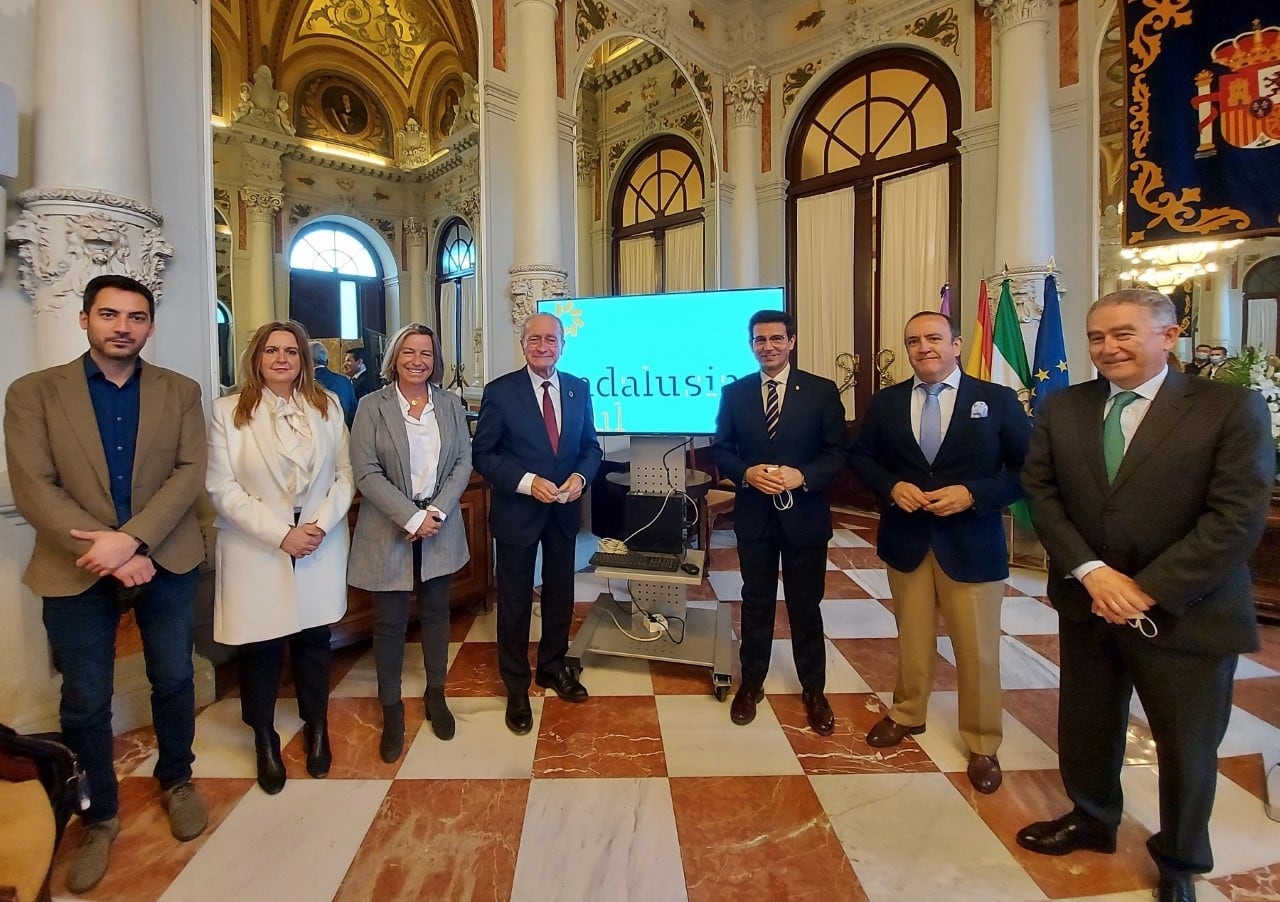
[765,379,780,440]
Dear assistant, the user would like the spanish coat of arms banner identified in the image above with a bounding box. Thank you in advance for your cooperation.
[1123,0,1280,246]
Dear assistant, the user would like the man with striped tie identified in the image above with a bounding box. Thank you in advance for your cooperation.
[712,310,846,734]
[848,311,1030,793]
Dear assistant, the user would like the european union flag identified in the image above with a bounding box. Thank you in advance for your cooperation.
[1030,274,1069,416]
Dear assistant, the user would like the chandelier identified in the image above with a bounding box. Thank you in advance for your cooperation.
[1119,240,1243,294]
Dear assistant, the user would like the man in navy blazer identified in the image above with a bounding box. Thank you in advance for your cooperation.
[712,310,846,735]
[849,311,1030,793]
[473,312,603,734]
[310,341,357,428]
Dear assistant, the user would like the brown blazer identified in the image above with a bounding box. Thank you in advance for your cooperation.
[4,357,208,596]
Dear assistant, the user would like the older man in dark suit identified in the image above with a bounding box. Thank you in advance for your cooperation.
[310,340,357,428]
[472,312,602,735]
[1015,289,1273,902]
[849,311,1030,793]
[712,309,846,734]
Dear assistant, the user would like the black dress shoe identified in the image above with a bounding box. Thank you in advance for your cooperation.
[730,684,764,725]
[967,754,1002,794]
[865,716,925,748]
[1156,871,1194,902]
[425,687,456,741]
[535,668,589,703]
[380,702,405,763]
[506,693,533,735]
[253,728,286,795]
[1016,812,1116,856]
[801,690,835,735]
[303,722,331,778]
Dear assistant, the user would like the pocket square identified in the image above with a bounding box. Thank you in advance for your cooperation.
[970,401,989,418]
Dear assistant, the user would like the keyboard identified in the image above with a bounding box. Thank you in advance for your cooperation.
[589,550,682,573]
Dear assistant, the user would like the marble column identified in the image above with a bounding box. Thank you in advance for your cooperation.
[6,0,172,368]
[405,217,430,326]
[240,188,282,351]
[508,0,567,338]
[575,147,599,296]
[726,67,766,289]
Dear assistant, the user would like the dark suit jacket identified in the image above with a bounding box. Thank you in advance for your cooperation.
[711,369,846,547]
[1022,372,1273,655]
[314,365,357,428]
[472,368,603,545]
[351,369,380,400]
[849,373,1030,583]
[4,357,208,596]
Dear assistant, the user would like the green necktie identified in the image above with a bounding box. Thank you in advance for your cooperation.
[1103,390,1139,483]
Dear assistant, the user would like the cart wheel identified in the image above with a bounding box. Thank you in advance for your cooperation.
[715,685,729,702]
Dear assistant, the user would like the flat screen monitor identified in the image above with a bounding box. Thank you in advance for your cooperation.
[537,287,782,435]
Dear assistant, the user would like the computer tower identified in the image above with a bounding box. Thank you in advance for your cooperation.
[624,493,684,554]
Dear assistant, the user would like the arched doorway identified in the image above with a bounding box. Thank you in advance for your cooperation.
[1243,256,1280,354]
[785,48,961,424]
[435,217,478,391]
[287,221,388,368]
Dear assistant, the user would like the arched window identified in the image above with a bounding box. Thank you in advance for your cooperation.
[786,49,961,420]
[435,218,479,391]
[1243,256,1280,354]
[287,223,386,358]
[611,136,705,294]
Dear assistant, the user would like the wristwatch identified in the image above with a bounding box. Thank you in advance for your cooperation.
[128,535,150,556]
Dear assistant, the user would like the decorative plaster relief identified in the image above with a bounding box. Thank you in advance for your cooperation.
[577,146,600,184]
[576,0,617,49]
[726,67,767,127]
[231,65,296,136]
[835,12,896,59]
[796,9,826,30]
[634,4,668,45]
[782,62,821,112]
[241,144,284,184]
[908,7,961,54]
[7,188,173,315]
[396,118,433,170]
[304,0,444,80]
[404,216,429,243]
[509,264,569,328]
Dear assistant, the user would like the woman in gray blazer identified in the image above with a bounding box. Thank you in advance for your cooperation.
[348,324,472,761]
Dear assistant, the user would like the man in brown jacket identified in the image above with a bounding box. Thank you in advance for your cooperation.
[4,275,209,893]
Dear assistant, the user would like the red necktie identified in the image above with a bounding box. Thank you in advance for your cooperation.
[541,381,559,453]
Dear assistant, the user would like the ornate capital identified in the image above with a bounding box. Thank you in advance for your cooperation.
[404,216,429,243]
[986,262,1066,323]
[6,188,174,315]
[508,264,568,329]
[726,67,767,127]
[976,0,1054,36]
[576,146,600,184]
[231,64,296,136]
[241,189,283,221]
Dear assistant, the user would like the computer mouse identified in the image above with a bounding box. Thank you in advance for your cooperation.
[680,562,699,575]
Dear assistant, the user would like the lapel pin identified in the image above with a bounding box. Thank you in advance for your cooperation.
[568,390,574,398]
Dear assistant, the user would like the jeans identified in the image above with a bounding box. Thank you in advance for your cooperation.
[42,565,199,823]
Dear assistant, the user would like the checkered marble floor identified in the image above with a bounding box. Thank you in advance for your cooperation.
[55,511,1280,901]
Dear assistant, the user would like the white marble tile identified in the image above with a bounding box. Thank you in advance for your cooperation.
[1000,595,1061,635]
[810,771,1046,902]
[1057,893,1179,902]
[904,691,1059,774]
[709,529,737,549]
[128,698,303,779]
[330,642,462,699]
[397,696,543,779]
[577,650,655,696]
[574,571,628,602]
[464,607,544,644]
[706,569,742,601]
[1216,703,1280,760]
[849,568,894,599]
[829,528,873,548]
[1005,567,1048,597]
[160,778,389,902]
[818,598,900,639]
[761,638,872,695]
[997,635,1061,690]
[655,695,803,777]
[1235,655,1279,679]
[1118,764,1280,879]
[511,778,686,902]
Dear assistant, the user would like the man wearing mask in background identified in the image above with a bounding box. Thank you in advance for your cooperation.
[1183,344,1211,376]
[1203,345,1230,379]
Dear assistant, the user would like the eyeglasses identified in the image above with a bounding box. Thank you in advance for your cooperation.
[751,335,791,348]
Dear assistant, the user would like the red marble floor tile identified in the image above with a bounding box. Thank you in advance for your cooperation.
[117,611,143,657]
[1232,675,1280,728]
[960,768,1159,899]
[50,776,253,901]
[112,723,158,780]
[1209,862,1280,900]
[1003,688,1060,751]
[1245,624,1280,671]
[1218,752,1269,802]
[706,547,739,571]
[650,659,725,696]
[723,599,792,640]
[823,569,873,599]
[1017,634,1061,667]
[280,696,425,780]
[826,547,886,569]
[670,775,867,901]
[276,640,368,697]
[335,779,529,902]
[448,609,478,642]
[685,576,719,601]
[832,638,958,693]
[532,696,665,778]
[773,692,938,775]
[446,642,532,697]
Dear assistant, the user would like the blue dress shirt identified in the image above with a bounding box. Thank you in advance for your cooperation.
[83,354,141,527]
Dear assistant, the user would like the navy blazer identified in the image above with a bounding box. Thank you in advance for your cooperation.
[472,368,603,544]
[314,365,357,429]
[711,369,846,547]
[849,373,1030,583]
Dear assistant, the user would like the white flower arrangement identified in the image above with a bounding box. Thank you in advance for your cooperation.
[1218,347,1280,474]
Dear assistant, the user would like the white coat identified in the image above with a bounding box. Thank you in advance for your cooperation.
[207,391,355,645]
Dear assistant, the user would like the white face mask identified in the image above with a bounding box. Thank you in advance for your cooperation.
[1193,352,1209,361]
[1208,354,1225,364]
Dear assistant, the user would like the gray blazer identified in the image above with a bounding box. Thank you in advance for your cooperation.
[347,383,472,591]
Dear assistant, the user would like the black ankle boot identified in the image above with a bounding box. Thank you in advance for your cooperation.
[303,722,331,778]
[380,702,405,763]
[425,687,455,741]
[253,728,286,795]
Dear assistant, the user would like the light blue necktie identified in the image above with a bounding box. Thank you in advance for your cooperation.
[920,383,944,464]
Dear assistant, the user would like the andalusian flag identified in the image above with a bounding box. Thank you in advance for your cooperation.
[964,280,992,380]
[1030,274,1069,416]
[991,278,1031,409]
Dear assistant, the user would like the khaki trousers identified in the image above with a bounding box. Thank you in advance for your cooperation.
[886,550,1004,756]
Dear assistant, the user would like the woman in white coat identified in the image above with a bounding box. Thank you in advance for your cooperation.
[207,321,354,795]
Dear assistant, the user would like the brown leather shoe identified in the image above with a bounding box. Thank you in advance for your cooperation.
[801,690,835,735]
[967,754,1002,793]
[730,684,764,725]
[865,715,925,748]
